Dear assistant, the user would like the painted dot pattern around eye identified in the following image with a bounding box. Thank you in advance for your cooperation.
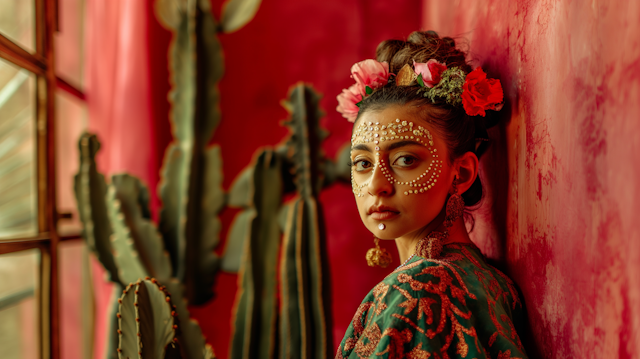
[350,119,443,197]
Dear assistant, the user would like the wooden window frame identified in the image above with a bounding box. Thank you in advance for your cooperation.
[0,0,85,358]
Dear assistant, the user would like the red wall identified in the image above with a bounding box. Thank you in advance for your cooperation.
[198,1,422,357]
[421,0,640,357]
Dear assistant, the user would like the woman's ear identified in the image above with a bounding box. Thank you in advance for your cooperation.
[453,152,478,194]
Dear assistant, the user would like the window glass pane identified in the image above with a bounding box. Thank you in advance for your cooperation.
[0,249,40,359]
[0,58,38,240]
[60,240,93,359]
[0,0,36,53]
[56,91,87,236]
[55,0,86,89]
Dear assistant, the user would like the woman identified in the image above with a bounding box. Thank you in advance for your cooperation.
[334,31,528,358]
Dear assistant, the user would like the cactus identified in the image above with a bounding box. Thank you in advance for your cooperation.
[74,133,122,285]
[73,135,212,359]
[277,84,331,359]
[227,83,335,359]
[156,0,225,306]
[106,174,212,359]
[116,279,177,358]
[228,150,284,359]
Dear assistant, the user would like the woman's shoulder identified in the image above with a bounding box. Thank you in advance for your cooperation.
[336,243,528,359]
[380,243,523,317]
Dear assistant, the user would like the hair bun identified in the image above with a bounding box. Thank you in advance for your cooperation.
[375,31,471,74]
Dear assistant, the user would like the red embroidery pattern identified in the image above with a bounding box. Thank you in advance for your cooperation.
[336,245,527,359]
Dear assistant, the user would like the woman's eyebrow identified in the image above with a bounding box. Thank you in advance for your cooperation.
[386,140,424,151]
[352,144,371,152]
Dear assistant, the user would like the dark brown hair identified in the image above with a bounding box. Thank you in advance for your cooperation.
[355,30,490,206]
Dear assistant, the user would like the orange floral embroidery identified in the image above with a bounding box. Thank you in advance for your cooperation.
[337,245,527,359]
[373,283,390,315]
[354,323,382,357]
[345,302,373,340]
[406,343,431,359]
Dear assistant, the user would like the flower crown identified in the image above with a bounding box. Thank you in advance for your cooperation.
[336,59,504,122]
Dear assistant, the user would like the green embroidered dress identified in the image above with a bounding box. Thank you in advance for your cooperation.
[336,243,528,359]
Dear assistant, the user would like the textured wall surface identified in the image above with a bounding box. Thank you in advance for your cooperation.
[422,0,640,357]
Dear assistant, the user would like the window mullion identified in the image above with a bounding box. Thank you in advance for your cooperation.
[0,34,47,76]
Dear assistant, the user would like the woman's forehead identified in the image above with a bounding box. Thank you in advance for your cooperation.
[351,117,435,148]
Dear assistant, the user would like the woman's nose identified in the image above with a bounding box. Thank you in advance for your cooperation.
[367,159,394,197]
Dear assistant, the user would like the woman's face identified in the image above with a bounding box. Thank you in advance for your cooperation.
[350,105,456,240]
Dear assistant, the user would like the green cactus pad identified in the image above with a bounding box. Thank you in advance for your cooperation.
[108,174,173,284]
[117,279,176,359]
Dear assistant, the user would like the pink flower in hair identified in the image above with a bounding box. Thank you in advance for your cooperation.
[336,84,363,123]
[351,59,391,96]
[413,59,447,88]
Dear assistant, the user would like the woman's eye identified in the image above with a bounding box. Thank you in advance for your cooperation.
[354,159,373,171]
[393,156,417,167]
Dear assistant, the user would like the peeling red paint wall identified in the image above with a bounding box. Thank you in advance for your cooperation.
[422,0,640,357]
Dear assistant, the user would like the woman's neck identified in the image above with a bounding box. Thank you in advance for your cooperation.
[394,217,473,263]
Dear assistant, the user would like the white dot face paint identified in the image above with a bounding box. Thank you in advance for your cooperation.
[350,118,443,198]
[348,106,453,241]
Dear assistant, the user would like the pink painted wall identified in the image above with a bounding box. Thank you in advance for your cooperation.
[421,0,640,357]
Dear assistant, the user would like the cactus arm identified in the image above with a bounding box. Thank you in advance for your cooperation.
[227,167,253,208]
[230,150,283,359]
[278,84,332,358]
[117,282,139,359]
[302,198,329,359]
[105,184,151,284]
[187,146,224,304]
[139,280,176,357]
[221,209,255,272]
[278,199,303,359]
[73,133,122,285]
[109,174,173,284]
[220,0,262,33]
[158,0,226,305]
[222,166,255,273]
[116,279,177,359]
[158,143,187,280]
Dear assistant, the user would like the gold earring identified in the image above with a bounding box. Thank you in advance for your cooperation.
[366,237,393,268]
[415,177,465,259]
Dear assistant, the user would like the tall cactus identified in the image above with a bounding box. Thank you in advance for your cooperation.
[228,150,284,359]
[227,83,334,359]
[156,0,225,306]
[75,134,213,359]
[277,84,331,359]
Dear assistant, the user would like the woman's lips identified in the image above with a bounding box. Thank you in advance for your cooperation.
[370,211,399,220]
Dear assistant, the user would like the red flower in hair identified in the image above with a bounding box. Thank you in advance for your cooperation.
[461,68,503,117]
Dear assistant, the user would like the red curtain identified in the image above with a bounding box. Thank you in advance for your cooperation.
[85,1,158,357]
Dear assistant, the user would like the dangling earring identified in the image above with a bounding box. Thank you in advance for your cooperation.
[415,177,465,259]
[366,237,393,268]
